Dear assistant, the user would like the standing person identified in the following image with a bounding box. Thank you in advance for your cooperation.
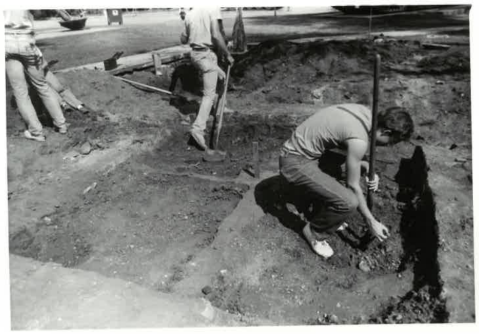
[4,10,68,142]
[279,104,414,258]
[180,7,234,150]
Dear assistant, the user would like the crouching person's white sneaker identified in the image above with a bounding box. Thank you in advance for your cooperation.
[302,223,334,259]
[337,222,348,231]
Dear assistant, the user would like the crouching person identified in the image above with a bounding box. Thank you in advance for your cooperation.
[279,104,414,258]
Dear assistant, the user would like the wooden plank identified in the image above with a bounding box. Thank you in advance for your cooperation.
[108,53,189,75]
[56,45,191,74]
[422,43,451,50]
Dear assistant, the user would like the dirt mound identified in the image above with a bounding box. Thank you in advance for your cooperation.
[230,40,418,98]
[228,39,470,106]
[418,47,470,73]
[55,70,180,123]
[370,287,447,324]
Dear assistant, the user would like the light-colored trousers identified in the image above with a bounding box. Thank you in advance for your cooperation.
[189,49,221,134]
[44,69,83,109]
[5,33,66,136]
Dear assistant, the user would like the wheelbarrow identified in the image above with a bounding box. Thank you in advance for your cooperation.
[59,17,87,31]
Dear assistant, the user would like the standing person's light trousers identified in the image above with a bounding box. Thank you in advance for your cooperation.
[44,69,83,110]
[5,33,66,136]
[189,49,220,134]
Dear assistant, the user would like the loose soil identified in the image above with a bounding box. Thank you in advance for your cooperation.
[7,36,471,326]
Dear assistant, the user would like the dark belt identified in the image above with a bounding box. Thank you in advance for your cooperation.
[280,148,304,159]
[190,46,212,52]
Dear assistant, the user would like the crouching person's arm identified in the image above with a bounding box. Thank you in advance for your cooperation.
[346,139,389,242]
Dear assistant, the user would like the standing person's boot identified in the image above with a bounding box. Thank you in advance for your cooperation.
[57,123,68,134]
[190,128,207,150]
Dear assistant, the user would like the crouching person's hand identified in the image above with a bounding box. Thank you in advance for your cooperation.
[216,66,226,81]
[365,173,380,192]
[180,33,188,44]
[369,219,390,242]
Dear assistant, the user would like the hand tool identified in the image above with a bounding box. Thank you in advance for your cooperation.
[203,65,231,162]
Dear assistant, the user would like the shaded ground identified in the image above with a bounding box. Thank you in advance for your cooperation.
[6,26,473,328]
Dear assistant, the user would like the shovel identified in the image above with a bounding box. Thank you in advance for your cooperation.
[203,65,231,163]
[362,53,381,250]
[114,76,191,122]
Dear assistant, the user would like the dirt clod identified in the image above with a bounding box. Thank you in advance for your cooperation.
[202,286,213,296]
[80,142,92,155]
[358,259,372,273]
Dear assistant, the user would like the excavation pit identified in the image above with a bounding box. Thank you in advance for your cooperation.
[7,35,472,327]
[10,160,249,291]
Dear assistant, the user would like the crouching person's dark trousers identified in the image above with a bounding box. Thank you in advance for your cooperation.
[279,150,359,236]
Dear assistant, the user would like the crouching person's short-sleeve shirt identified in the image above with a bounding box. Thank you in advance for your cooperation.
[283,104,372,160]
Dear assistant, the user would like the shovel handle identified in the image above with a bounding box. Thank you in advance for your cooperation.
[367,54,381,210]
[115,77,175,95]
[212,65,231,150]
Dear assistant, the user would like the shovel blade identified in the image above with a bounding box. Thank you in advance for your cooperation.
[203,149,227,163]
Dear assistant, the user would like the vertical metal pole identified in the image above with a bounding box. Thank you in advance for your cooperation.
[367,54,381,210]
[253,142,260,178]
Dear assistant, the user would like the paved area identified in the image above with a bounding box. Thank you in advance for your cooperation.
[10,255,244,329]
[34,7,334,40]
